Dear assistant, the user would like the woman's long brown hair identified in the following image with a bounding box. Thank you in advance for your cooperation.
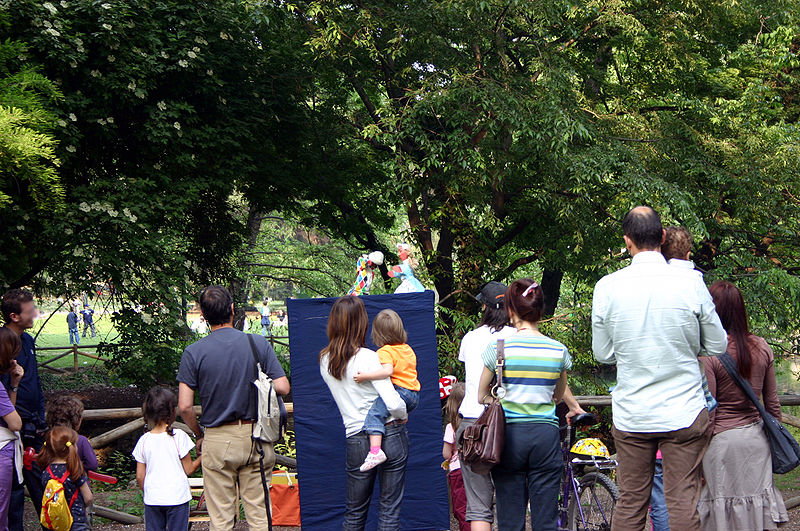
[37,425,85,482]
[709,281,752,379]
[320,297,368,380]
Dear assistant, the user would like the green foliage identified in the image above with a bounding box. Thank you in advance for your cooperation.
[273,429,296,471]
[288,0,800,360]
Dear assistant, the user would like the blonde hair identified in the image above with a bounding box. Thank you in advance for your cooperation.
[445,383,465,432]
[371,309,407,347]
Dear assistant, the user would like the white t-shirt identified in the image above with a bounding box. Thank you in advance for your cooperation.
[458,325,516,419]
[320,347,407,437]
[132,430,195,505]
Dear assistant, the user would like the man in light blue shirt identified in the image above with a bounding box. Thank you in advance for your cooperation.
[592,206,727,531]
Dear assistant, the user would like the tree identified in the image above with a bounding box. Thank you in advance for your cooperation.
[289,0,800,357]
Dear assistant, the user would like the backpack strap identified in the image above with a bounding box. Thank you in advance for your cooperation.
[68,487,80,508]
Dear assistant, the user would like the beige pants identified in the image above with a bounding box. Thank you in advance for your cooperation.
[202,422,275,531]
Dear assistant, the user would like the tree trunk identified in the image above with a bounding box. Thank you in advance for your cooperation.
[232,207,265,330]
[541,269,563,317]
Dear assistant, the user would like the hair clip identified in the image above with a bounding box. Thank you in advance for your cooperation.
[521,282,539,297]
[65,441,72,447]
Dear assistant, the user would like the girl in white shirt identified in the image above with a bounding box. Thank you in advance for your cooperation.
[133,387,201,531]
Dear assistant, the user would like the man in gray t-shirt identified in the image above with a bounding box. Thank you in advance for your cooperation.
[178,286,290,530]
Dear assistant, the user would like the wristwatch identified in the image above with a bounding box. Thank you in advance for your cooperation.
[9,386,18,393]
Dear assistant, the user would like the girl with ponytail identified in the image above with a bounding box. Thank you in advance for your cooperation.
[37,426,93,530]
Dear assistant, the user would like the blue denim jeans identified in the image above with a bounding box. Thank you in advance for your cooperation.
[650,459,670,530]
[491,422,561,531]
[145,502,190,531]
[69,327,80,344]
[363,386,418,435]
[343,423,409,530]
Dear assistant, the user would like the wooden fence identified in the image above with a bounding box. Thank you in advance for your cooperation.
[36,334,290,373]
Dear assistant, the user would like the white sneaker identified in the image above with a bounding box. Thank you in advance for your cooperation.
[359,449,387,472]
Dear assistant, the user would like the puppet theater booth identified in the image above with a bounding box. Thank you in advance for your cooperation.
[287,291,449,530]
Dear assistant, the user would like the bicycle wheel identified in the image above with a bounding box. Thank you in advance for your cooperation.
[567,471,619,531]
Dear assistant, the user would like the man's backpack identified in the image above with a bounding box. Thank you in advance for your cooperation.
[247,335,286,443]
[40,466,79,531]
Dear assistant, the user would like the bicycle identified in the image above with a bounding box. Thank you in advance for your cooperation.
[558,412,619,531]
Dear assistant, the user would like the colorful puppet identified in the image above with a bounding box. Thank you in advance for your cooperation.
[389,243,425,293]
[347,251,385,296]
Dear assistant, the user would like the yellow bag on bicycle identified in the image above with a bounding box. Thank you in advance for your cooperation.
[40,466,79,531]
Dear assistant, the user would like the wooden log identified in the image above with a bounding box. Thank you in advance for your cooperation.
[572,395,800,407]
[89,418,145,448]
[39,350,72,366]
[275,455,297,469]
[83,402,294,421]
[92,505,144,524]
[782,412,800,430]
[785,495,800,511]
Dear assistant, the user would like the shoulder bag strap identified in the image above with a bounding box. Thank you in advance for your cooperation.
[247,335,260,422]
[492,339,505,397]
[717,352,769,419]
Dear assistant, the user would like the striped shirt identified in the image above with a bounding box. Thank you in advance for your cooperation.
[482,333,571,425]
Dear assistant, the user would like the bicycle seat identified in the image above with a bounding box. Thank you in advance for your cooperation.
[571,412,597,428]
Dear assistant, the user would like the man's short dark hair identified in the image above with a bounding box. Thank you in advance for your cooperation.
[622,206,663,250]
[199,286,233,326]
[1,289,34,323]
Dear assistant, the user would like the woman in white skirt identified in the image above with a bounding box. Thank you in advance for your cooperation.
[699,281,788,530]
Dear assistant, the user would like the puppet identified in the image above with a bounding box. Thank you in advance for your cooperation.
[389,243,425,293]
[347,251,384,296]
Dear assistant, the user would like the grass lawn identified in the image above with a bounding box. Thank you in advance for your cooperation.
[30,312,120,369]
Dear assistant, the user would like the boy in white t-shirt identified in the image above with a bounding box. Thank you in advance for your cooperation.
[133,387,201,531]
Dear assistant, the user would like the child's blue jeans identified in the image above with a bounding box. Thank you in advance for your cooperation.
[363,385,418,435]
[650,458,670,530]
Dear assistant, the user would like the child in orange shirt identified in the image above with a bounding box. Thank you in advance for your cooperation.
[354,309,420,471]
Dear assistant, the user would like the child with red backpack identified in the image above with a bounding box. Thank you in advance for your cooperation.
[38,426,93,531]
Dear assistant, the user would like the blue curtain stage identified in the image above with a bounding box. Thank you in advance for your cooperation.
[287,291,449,530]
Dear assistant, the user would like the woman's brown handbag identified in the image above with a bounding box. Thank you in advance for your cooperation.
[459,339,506,474]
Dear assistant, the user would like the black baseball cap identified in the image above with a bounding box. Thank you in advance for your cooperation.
[476,281,507,309]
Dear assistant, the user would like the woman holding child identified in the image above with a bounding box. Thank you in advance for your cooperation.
[319,296,411,530]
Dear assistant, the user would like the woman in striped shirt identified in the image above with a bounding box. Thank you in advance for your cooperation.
[478,279,571,531]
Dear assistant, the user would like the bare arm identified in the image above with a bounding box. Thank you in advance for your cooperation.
[354,363,393,383]
[2,410,21,432]
[136,462,145,490]
[181,452,202,476]
[178,383,203,453]
[442,441,453,461]
[477,366,495,405]
[272,376,290,396]
[553,371,567,404]
[80,481,93,506]
[559,385,586,425]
